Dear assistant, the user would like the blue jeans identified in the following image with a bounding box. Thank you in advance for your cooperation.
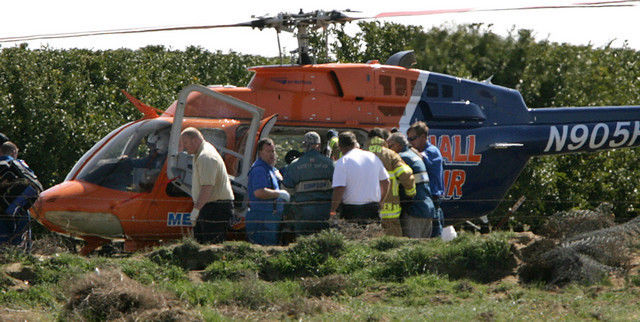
[431,207,444,237]
[246,210,282,245]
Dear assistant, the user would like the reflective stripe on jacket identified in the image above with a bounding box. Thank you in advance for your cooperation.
[368,137,415,219]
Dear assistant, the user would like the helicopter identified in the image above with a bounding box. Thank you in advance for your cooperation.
[3,1,640,254]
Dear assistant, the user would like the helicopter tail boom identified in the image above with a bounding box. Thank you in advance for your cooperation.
[526,106,640,155]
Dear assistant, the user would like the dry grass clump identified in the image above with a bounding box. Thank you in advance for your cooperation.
[65,268,176,321]
[300,274,353,297]
[126,308,204,322]
[0,309,51,321]
[333,219,385,241]
[30,234,77,255]
[539,202,615,240]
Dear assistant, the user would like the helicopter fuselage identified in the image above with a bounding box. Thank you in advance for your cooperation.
[31,60,640,253]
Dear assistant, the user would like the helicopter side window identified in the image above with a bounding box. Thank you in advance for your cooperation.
[267,127,369,169]
[442,84,453,98]
[426,82,439,98]
[379,75,392,95]
[76,119,171,193]
[200,128,227,157]
[395,77,407,96]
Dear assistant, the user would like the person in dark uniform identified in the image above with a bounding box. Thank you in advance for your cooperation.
[282,132,334,236]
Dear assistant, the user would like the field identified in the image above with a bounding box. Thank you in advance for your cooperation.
[2,223,640,321]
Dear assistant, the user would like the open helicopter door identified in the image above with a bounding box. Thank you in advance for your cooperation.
[166,84,265,196]
[258,115,278,143]
[230,113,279,229]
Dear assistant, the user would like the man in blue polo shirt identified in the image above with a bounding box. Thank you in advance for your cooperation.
[407,121,445,237]
[246,138,290,245]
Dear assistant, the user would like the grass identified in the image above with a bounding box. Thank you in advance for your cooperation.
[2,230,640,320]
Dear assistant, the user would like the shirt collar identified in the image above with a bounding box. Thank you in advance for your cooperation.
[195,140,206,156]
[256,157,273,169]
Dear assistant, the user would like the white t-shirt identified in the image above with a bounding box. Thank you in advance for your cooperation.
[332,148,389,205]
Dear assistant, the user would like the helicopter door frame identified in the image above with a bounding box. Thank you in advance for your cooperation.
[258,115,278,142]
[167,84,265,195]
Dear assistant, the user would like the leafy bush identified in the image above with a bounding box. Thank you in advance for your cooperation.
[370,235,416,251]
[147,238,219,270]
[203,259,259,281]
[119,257,187,285]
[261,229,345,280]
[372,233,516,282]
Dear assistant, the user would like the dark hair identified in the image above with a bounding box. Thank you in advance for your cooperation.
[257,138,274,153]
[338,131,357,149]
[368,128,386,139]
[284,149,302,164]
[1,141,18,156]
[408,121,429,136]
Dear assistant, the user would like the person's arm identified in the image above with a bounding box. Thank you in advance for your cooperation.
[194,185,213,210]
[379,178,390,208]
[394,157,416,197]
[331,186,345,213]
[254,188,285,200]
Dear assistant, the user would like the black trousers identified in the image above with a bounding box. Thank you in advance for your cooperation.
[340,202,380,226]
[194,200,233,244]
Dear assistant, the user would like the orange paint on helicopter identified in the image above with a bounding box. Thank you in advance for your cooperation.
[429,134,482,166]
[444,169,466,199]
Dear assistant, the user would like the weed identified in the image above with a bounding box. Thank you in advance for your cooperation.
[221,241,265,261]
[119,257,187,285]
[629,274,640,287]
[370,235,413,251]
[260,229,345,280]
[203,259,259,281]
[300,274,352,297]
[147,238,220,270]
[372,233,516,282]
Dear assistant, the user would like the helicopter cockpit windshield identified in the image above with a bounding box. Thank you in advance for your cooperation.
[76,119,171,193]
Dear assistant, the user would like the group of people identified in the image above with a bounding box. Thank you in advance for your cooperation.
[0,133,43,249]
[180,121,445,246]
[328,122,445,240]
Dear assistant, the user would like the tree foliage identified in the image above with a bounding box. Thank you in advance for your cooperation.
[0,46,275,187]
[1,22,639,228]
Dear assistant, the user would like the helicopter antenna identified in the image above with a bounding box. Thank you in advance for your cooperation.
[276,30,283,65]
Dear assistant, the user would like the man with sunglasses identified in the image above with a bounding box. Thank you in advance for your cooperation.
[406,121,445,237]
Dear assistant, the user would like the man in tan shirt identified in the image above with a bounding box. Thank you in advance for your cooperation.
[180,127,234,243]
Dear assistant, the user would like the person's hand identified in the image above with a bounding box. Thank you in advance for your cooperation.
[190,208,200,227]
[275,190,290,202]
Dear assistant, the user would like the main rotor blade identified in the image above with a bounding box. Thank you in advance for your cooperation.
[373,0,638,18]
[0,22,254,43]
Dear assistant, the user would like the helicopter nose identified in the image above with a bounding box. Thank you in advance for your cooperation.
[34,181,124,238]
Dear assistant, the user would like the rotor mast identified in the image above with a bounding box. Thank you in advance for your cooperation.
[251,9,357,65]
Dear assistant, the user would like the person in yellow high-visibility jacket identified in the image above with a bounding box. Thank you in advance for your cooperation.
[367,128,416,236]
[325,130,341,161]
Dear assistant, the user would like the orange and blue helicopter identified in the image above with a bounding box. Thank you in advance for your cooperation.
[2,2,639,254]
